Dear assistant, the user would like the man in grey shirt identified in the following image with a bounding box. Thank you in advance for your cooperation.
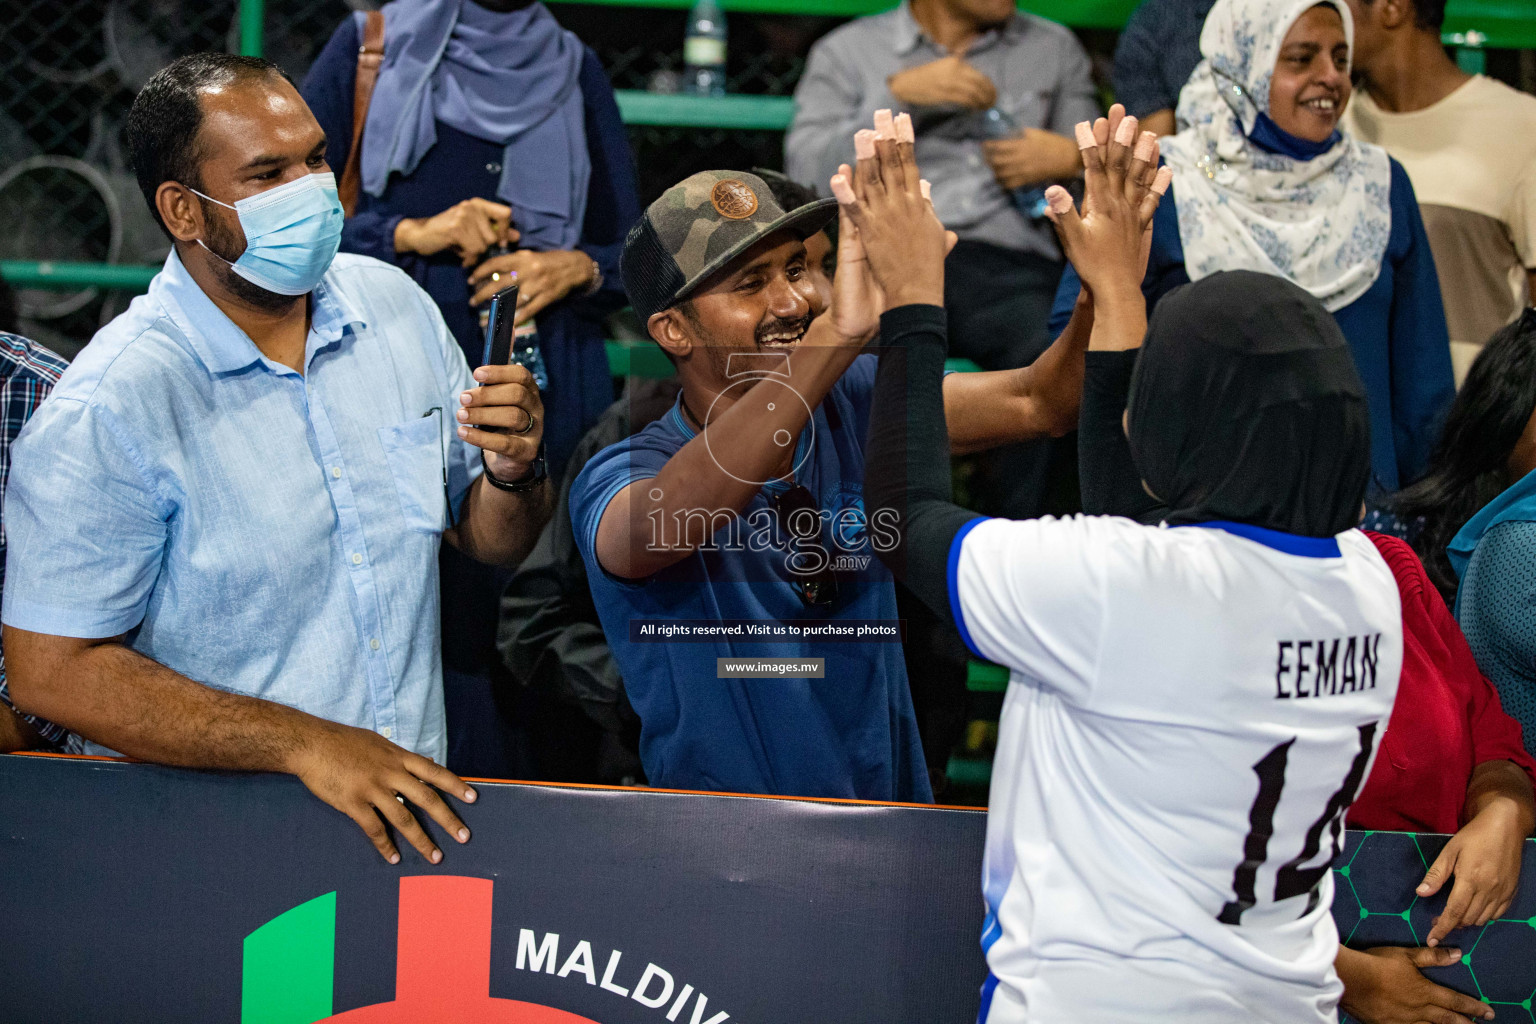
[786,0,1098,518]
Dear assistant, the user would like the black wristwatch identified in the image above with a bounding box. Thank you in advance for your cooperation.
[481,446,547,492]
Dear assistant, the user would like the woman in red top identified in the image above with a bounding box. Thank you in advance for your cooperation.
[1334,533,1536,1023]
[1350,534,1536,838]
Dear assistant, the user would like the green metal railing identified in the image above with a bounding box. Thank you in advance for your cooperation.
[611,342,982,380]
[0,258,985,378]
[615,91,795,129]
[238,0,266,57]
[554,0,1536,44]
[7,0,1532,295]
[551,0,1144,29]
[1444,0,1536,51]
[1,261,160,291]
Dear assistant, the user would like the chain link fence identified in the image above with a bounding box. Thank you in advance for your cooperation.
[0,0,851,353]
[0,0,377,353]
[5,0,1533,356]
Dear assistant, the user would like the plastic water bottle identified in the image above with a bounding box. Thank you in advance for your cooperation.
[684,0,727,97]
[981,107,1050,222]
[510,319,549,392]
[480,301,550,392]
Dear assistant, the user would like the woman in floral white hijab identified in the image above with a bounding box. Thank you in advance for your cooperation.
[1050,0,1453,495]
[1162,0,1389,311]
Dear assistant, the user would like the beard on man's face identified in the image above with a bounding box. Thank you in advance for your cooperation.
[753,310,813,351]
[697,310,815,381]
[198,199,297,312]
[680,290,813,378]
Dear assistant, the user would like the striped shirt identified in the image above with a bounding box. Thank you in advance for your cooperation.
[0,332,70,746]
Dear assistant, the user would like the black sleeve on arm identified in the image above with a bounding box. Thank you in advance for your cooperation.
[1078,349,1167,524]
[865,304,983,623]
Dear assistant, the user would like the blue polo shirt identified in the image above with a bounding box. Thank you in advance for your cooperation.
[570,355,931,801]
[3,251,482,762]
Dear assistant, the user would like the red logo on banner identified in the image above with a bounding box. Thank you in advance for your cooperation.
[243,876,604,1024]
[326,877,601,1024]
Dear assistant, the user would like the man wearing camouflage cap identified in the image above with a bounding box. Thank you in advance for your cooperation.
[569,155,1092,800]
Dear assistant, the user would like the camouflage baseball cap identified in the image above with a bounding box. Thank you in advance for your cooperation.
[621,170,837,323]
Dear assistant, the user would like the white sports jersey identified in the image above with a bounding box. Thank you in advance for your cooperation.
[952,515,1402,1024]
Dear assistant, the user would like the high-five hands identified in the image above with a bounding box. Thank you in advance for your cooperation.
[1043,103,1171,301]
[829,108,958,311]
[823,201,884,346]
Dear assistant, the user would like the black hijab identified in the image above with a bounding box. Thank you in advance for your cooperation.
[1125,271,1369,538]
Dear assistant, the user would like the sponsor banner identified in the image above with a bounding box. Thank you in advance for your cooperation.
[1,754,1532,1023]
[0,754,984,1024]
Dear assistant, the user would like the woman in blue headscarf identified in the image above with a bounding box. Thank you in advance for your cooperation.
[303,0,639,480]
[1049,0,1454,497]
[303,0,640,777]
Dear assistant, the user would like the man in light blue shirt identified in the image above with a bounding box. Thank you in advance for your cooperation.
[2,53,552,865]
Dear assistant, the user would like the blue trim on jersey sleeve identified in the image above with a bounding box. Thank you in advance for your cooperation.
[947,516,991,660]
[976,865,1007,1022]
[1181,520,1342,558]
[976,972,1000,1023]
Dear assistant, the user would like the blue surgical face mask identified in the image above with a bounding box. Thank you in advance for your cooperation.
[189,171,344,296]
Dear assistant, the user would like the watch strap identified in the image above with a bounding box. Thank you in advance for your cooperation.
[481,445,547,492]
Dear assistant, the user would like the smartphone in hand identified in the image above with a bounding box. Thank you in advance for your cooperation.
[483,283,520,367]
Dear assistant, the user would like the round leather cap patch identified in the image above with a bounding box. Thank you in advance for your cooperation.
[710,179,759,220]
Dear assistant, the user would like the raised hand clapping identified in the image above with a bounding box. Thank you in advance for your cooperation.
[828,109,957,312]
[1042,104,1171,301]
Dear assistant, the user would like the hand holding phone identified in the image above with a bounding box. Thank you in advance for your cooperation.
[484,283,519,368]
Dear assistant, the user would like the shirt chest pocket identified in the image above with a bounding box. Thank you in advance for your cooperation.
[378,416,449,535]
[996,89,1052,129]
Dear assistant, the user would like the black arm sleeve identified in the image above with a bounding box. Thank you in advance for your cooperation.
[865,304,983,623]
[1077,349,1167,525]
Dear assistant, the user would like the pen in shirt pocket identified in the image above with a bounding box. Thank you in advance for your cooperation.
[424,406,455,529]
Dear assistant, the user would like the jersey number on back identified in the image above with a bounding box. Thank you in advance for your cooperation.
[1217,723,1378,925]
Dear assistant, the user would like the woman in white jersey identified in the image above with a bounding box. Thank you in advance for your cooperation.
[833,110,1404,1022]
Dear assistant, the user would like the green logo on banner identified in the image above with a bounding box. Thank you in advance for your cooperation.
[240,876,605,1024]
[242,891,336,1024]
